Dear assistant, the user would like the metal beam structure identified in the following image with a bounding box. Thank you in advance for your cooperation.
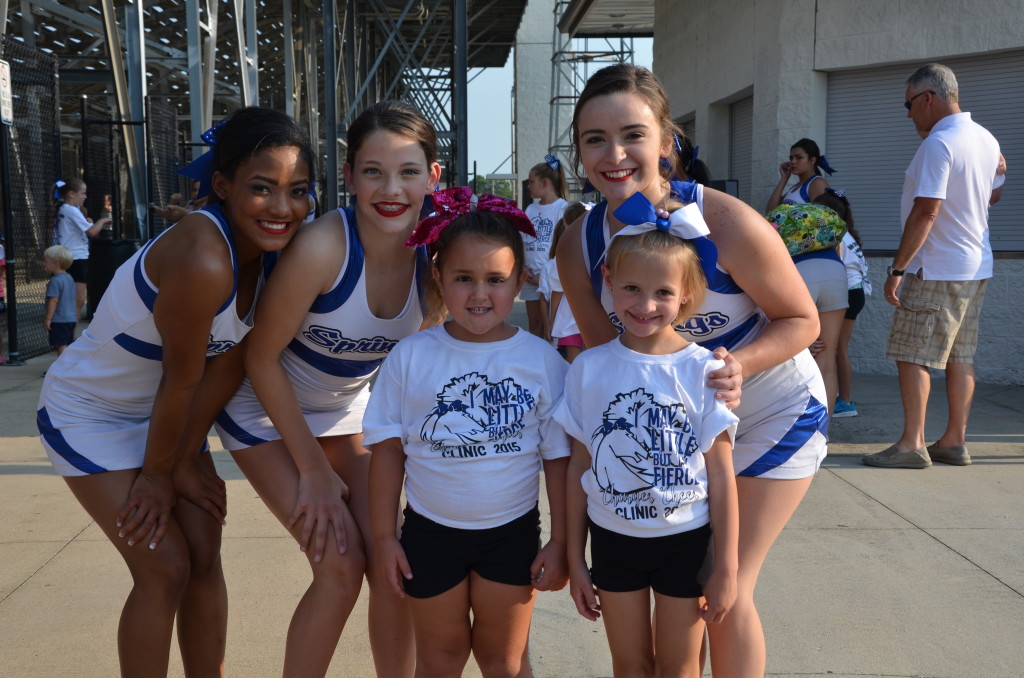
[548,0,634,195]
[3,0,528,229]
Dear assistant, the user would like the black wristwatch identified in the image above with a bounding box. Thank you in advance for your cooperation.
[887,265,905,277]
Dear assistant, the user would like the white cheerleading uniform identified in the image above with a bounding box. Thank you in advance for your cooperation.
[37,205,267,476]
[363,326,570,529]
[580,183,827,479]
[554,338,738,538]
[781,175,825,205]
[216,207,429,449]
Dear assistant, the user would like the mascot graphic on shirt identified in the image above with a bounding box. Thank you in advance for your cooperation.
[421,371,536,451]
[590,388,699,497]
[524,216,555,254]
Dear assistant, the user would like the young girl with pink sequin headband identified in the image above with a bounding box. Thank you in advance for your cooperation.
[364,187,571,677]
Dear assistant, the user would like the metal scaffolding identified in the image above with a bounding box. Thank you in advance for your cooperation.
[1,0,525,224]
[548,0,634,196]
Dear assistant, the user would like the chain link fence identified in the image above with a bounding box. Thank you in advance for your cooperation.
[0,36,61,362]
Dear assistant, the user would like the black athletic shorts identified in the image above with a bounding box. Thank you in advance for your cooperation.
[399,505,540,599]
[589,521,711,598]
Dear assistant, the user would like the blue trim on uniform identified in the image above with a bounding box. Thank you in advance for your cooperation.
[286,338,384,377]
[201,204,239,315]
[669,180,699,205]
[132,240,159,312]
[310,208,364,314]
[792,247,842,264]
[695,313,761,352]
[415,245,429,315]
[585,202,609,299]
[114,332,164,360]
[783,175,823,205]
[215,410,270,448]
[37,407,109,474]
[738,394,829,477]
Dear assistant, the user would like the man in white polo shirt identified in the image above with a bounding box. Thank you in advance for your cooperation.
[863,63,1000,470]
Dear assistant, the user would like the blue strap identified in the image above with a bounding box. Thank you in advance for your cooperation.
[310,208,364,314]
[669,180,699,205]
[585,202,609,299]
[415,245,430,316]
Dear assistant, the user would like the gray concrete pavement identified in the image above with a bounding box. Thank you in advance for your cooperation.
[2,327,1023,677]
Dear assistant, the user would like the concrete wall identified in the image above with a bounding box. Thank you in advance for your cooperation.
[657,0,1024,206]
[651,0,1024,385]
[854,258,1024,386]
[514,0,557,200]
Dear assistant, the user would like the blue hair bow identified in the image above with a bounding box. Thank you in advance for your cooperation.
[544,153,560,172]
[53,179,66,201]
[817,154,836,176]
[611,191,719,283]
[178,120,229,199]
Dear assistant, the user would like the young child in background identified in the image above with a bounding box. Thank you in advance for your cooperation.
[557,194,739,678]
[823,191,868,417]
[365,187,570,677]
[522,155,569,339]
[543,201,589,362]
[43,245,77,355]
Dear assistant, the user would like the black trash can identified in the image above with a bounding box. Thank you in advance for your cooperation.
[87,238,141,318]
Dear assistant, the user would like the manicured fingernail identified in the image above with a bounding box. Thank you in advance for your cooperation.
[127,539,135,546]
[148,542,156,550]
[314,555,322,563]
[116,521,123,527]
[118,532,125,538]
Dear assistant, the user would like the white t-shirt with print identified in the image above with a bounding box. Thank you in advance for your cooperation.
[554,338,738,538]
[54,203,94,260]
[363,325,570,529]
[523,198,568,276]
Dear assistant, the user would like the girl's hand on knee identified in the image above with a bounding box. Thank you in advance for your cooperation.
[700,567,737,624]
[173,457,227,525]
[375,536,412,597]
[707,348,742,410]
[289,471,350,562]
[116,471,176,550]
[568,563,601,621]
[808,339,826,356]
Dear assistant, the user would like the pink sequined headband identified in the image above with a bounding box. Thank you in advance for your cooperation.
[405,186,536,247]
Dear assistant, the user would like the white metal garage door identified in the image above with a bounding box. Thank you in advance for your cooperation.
[730,96,753,206]
[826,50,1023,253]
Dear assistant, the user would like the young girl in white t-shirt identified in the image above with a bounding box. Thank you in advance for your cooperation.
[523,156,569,339]
[541,201,589,362]
[364,186,570,677]
[555,193,740,677]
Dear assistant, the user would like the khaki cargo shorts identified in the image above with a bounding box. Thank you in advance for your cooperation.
[885,272,988,369]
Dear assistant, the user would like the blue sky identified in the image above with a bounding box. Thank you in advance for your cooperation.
[467,38,653,178]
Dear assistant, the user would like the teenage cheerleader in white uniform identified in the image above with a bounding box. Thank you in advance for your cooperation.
[36,107,315,677]
[215,101,442,678]
[558,65,825,678]
[765,137,834,211]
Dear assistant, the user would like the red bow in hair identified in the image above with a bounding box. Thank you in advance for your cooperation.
[405,186,536,247]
